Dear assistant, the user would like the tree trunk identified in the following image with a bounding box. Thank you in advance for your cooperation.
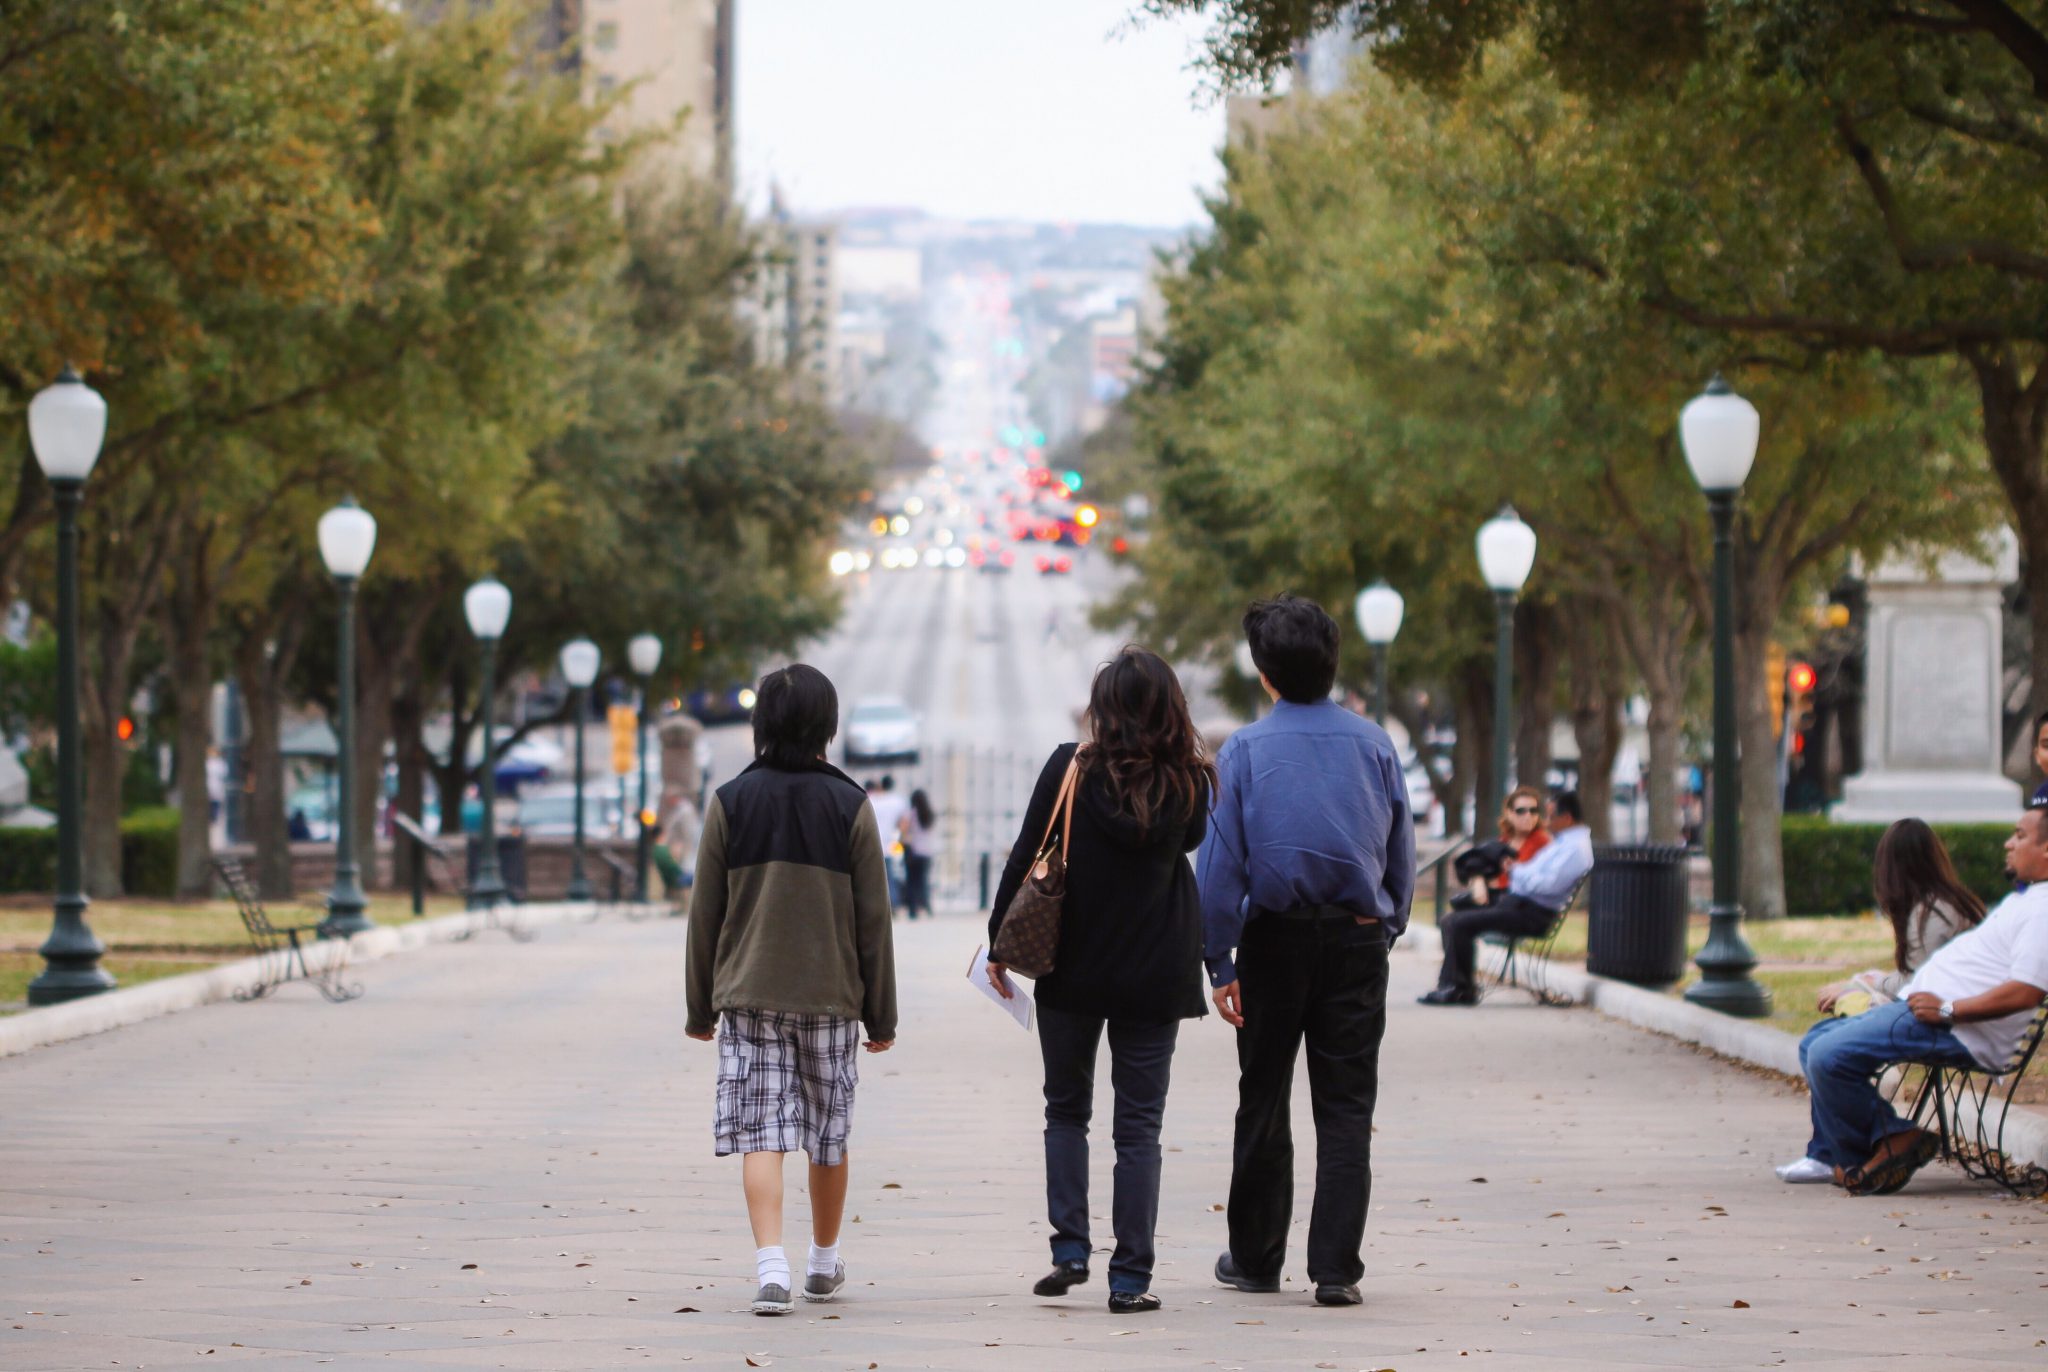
[392,674,428,896]
[1459,657,1495,837]
[1645,680,1686,846]
[1968,346,2048,731]
[165,541,219,899]
[1564,604,1622,843]
[79,618,146,898]
[1733,614,1788,920]
[233,622,303,901]
[1514,600,1559,792]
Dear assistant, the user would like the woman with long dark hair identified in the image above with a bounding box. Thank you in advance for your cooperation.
[1776,817,1984,1184]
[899,789,936,920]
[987,647,1215,1314]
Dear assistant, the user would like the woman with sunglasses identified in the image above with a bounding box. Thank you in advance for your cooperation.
[1451,785,1550,912]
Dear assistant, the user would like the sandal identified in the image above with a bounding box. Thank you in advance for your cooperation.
[1845,1130,1939,1196]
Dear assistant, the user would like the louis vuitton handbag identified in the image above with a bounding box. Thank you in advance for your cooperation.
[990,753,1082,979]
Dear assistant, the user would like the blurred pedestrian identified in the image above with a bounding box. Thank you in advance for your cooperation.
[685,664,896,1316]
[900,789,936,920]
[1200,595,1414,1308]
[987,646,1214,1314]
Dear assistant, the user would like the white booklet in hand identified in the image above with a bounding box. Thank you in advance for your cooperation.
[968,944,1033,1031]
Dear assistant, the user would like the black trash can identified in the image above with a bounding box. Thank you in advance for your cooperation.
[1586,843,1690,988]
[465,833,528,904]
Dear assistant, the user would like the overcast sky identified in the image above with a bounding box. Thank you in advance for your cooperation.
[736,1,1225,227]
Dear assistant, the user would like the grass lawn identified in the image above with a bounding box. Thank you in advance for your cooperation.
[0,893,465,956]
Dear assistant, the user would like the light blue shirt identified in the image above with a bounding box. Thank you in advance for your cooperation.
[1196,699,1415,986]
[1508,824,1594,911]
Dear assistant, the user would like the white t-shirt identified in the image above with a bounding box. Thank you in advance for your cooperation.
[902,813,936,858]
[869,793,909,857]
[1901,883,2048,1069]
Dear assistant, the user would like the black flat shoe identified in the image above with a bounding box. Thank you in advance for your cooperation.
[1107,1291,1161,1314]
[1314,1282,1362,1306]
[1214,1251,1280,1293]
[1033,1260,1090,1297]
[1417,987,1479,1006]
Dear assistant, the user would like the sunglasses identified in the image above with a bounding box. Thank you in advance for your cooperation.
[1510,806,1540,816]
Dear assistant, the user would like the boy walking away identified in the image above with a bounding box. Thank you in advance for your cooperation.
[686,665,897,1316]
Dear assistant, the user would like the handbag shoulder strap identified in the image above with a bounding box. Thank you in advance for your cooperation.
[1034,750,1084,859]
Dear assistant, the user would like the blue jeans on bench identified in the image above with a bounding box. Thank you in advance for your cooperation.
[1798,1001,1979,1169]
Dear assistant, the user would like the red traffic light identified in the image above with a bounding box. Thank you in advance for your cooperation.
[115,716,136,742]
[1787,661,1817,694]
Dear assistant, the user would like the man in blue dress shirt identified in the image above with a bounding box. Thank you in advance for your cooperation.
[1197,595,1415,1308]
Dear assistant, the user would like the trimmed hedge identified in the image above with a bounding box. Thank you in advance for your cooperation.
[1782,816,2013,916]
[0,806,181,899]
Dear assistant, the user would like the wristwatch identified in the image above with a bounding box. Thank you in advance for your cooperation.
[1938,1000,1957,1024]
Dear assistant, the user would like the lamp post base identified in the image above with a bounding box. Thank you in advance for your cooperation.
[1684,901,1773,1018]
[317,893,375,940]
[467,873,508,911]
[564,873,594,903]
[27,895,115,1005]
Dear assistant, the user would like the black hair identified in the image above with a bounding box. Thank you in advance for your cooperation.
[2034,710,2048,744]
[1242,594,1339,704]
[1083,645,1217,829]
[752,663,837,769]
[910,789,934,828]
[881,774,895,791]
[1551,790,1583,824]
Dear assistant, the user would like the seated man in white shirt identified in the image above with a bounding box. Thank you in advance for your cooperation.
[1784,805,2048,1194]
[1420,790,1596,1006]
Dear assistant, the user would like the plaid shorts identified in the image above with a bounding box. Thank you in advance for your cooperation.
[714,1010,862,1165]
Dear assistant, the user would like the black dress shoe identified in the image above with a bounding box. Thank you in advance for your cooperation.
[1214,1251,1280,1293]
[1033,1260,1090,1297]
[1314,1282,1363,1306]
[1107,1291,1161,1313]
[1417,986,1479,1006]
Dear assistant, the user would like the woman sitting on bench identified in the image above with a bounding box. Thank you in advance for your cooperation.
[1450,785,1550,912]
[1420,791,1593,1007]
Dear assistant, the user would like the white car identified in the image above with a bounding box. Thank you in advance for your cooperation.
[844,698,921,766]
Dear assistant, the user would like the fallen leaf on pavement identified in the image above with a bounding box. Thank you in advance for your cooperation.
[1731,1299,1750,1309]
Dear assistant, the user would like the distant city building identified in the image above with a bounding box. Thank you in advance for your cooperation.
[543,0,735,190]
[748,192,844,405]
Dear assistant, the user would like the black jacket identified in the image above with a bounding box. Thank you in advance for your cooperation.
[989,742,1209,1022]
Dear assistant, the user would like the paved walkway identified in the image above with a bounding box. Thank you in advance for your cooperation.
[1,916,2043,1370]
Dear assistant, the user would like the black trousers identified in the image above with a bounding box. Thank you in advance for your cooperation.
[1435,893,1557,992]
[1038,1005,1180,1294]
[1227,914,1389,1287]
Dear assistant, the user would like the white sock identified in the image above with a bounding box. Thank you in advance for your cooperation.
[755,1245,790,1289]
[808,1241,840,1275]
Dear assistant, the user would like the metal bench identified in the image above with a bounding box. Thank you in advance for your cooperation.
[1480,870,1591,1008]
[212,857,362,1004]
[1889,996,2048,1197]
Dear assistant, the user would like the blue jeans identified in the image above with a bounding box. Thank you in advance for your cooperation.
[1038,1006,1179,1294]
[1798,1001,1977,1168]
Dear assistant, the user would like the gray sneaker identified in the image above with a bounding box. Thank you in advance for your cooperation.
[803,1262,846,1303]
[752,1282,794,1316]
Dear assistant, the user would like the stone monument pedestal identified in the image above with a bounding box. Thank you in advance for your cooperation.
[1835,539,2023,824]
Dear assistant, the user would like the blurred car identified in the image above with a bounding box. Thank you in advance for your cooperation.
[687,683,758,725]
[844,697,921,766]
[515,782,625,837]
[975,547,1015,574]
[1035,554,1072,576]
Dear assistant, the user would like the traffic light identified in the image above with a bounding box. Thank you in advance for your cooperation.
[608,704,637,776]
[1063,470,1083,491]
[1786,661,1817,743]
[115,716,136,743]
[1074,504,1099,528]
[1766,641,1787,739]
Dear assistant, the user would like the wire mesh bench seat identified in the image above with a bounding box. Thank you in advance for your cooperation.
[1887,996,2048,1197]
[212,857,362,1004]
[1480,870,1591,1008]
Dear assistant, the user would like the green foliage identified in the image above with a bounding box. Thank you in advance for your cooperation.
[0,806,180,897]
[0,634,56,736]
[1781,816,2013,917]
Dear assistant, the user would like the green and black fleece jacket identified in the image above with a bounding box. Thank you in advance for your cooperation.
[685,759,897,1041]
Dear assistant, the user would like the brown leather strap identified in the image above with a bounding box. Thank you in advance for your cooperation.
[1034,751,1083,863]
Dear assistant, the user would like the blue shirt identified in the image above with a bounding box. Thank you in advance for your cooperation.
[1508,824,1594,910]
[1197,699,1415,986]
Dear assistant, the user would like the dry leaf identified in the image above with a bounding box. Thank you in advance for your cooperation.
[1234,1319,1264,1325]
[881,1182,902,1190]
[1731,1299,1750,1309]
[461,1264,478,1271]
[673,1307,698,1314]
[1605,1285,1632,1293]
[1470,1177,1488,1183]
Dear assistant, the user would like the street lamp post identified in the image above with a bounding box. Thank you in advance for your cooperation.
[1476,506,1538,836]
[315,498,378,939]
[25,369,114,1005]
[464,578,513,909]
[1680,375,1773,1018]
[559,638,601,904]
[627,633,662,902]
[1355,580,1405,726]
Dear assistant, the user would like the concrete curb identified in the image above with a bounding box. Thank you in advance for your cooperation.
[1398,920,2048,1177]
[0,902,600,1060]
